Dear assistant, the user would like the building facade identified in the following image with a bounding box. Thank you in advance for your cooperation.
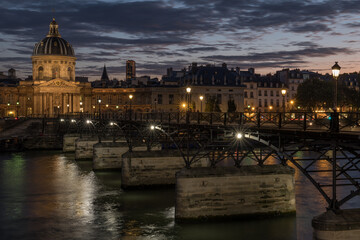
[126,60,136,80]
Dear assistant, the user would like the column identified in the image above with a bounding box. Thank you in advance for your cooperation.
[49,94,53,117]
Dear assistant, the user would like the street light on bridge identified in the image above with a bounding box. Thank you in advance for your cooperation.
[332,62,341,111]
[281,88,287,114]
[186,87,191,112]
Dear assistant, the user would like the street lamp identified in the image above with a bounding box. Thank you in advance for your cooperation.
[186,87,191,112]
[332,62,341,111]
[199,95,204,112]
[129,94,133,120]
[281,88,287,113]
[16,101,19,118]
[98,98,101,117]
[67,104,70,113]
[181,103,186,110]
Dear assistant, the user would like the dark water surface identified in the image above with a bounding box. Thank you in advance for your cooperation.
[0,151,358,240]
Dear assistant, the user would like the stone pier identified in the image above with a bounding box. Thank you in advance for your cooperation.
[312,209,360,240]
[175,165,295,221]
[93,143,162,170]
[63,133,81,152]
[93,142,129,170]
[75,137,100,160]
[121,151,210,189]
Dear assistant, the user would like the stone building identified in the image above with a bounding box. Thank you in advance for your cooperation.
[164,63,245,112]
[24,18,92,116]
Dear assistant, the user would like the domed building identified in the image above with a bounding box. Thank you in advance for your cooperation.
[32,18,76,81]
[20,18,92,116]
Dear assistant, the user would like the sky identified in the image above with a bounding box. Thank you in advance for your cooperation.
[1,0,360,81]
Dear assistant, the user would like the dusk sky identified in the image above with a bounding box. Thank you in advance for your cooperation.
[1,0,360,81]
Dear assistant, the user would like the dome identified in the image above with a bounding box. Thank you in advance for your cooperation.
[33,18,75,57]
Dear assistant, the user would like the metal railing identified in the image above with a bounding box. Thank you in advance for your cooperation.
[26,111,360,133]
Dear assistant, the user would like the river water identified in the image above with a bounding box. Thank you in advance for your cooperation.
[0,151,359,240]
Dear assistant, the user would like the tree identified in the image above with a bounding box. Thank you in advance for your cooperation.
[296,78,360,111]
[205,96,221,112]
[227,99,236,112]
[296,78,333,111]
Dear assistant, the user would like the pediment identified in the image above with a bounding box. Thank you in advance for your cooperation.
[39,78,77,87]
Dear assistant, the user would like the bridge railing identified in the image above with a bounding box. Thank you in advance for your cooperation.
[35,111,360,133]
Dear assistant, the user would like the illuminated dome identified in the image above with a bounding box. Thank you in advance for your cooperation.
[33,18,75,57]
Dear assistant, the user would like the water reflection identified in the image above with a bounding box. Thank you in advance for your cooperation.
[0,151,358,240]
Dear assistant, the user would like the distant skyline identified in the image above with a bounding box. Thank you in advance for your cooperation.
[1,0,360,81]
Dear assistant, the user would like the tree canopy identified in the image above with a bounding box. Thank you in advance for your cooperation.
[296,78,360,111]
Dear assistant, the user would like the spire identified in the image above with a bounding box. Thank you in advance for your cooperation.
[101,64,109,81]
[47,18,61,37]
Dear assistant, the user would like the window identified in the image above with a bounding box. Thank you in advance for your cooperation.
[264,99,268,107]
[276,99,279,107]
[250,84,253,89]
[270,99,273,105]
[169,94,174,104]
[270,90,273,97]
[244,91,248,98]
[276,91,279,97]
[258,90,262,96]
[229,94,234,101]
[158,94,163,104]
[258,99,262,107]
[38,67,44,80]
[264,90,268,96]
[250,92,254,98]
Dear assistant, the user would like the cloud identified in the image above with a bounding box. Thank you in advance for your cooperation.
[201,46,353,68]
[1,0,360,79]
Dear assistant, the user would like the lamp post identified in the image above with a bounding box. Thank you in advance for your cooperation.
[16,101,19,118]
[66,104,70,114]
[186,87,191,112]
[332,62,341,111]
[129,94,133,120]
[281,88,287,114]
[6,102,10,117]
[199,95,203,112]
[98,98,101,118]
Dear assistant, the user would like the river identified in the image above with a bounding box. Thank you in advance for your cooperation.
[0,151,359,240]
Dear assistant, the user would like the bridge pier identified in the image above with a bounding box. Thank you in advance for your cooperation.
[75,137,101,160]
[63,133,80,152]
[93,142,128,170]
[312,209,360,240]
[121,151,210,189]
[175,165,295,221]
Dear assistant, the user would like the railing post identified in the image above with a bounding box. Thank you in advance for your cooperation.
[330,111,339,132]
[168,113,171,125]
[303,113,307,131]
[197,112,200,124]
[210,113,213,125]
[257,111,261,128]
[239,112,243,126]
[223,113,227,126]
[278,113,282,129]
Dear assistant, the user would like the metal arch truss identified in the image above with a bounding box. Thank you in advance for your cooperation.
[57,116,359,210]
[240,132,360,210]
[150,124,359,210]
